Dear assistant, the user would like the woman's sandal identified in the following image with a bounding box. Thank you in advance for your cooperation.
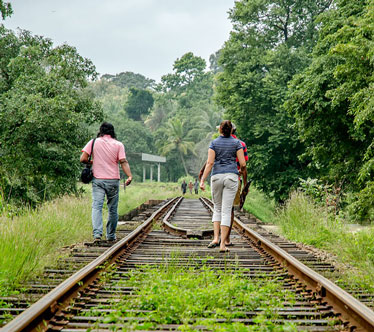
[225,242,234,247]
[207,242,219,248]
[219,248,230,253]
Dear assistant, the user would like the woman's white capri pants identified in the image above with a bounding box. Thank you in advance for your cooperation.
[210,173,239,227]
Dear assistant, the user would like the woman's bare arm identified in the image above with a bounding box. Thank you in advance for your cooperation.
[199,149,215,191]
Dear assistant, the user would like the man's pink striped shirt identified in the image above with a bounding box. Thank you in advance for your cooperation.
[82,135,126,179]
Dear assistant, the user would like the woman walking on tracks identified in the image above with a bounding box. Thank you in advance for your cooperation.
[199,120,247,253]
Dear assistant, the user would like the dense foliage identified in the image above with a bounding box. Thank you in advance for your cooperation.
[101,71,155,90]
[4,0,374,223]
[214,0,374,221]
[124,88,154,121]
[286,0,374,219]
[91,52,222,182]
[215,0,333,201]
[0,27,102,206]
[0,1,12,20]
[154,52,222,178]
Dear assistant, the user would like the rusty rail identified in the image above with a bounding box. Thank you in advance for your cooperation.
[200,197,374,331]
[2,197,179,332]
[162,197,213,238]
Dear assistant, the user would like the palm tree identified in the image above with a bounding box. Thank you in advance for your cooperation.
[190,106,223,140]
[161,118,195,176]
[145,98,175,131]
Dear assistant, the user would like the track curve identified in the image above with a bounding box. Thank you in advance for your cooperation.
[1,197,374,331]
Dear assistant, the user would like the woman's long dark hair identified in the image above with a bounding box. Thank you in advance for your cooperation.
[219,120,233,138]
[97,122,117,139]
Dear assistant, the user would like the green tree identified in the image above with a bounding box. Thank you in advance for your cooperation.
[160,118,195,176]
[90,77,157,182]
[186,107,223,175]
[286,0,374,219]
[90,79,130,116]
[209,51,223,74]
[161,52,207,93]
[101,71,155,90]
[124,88,154,121]
[0,0,12,20]
[0,27,102,205]
[230,0,333,50]
[152,52,217,179]
[145,95,176,131]
[216,0,332,201]
[190,107,223,140]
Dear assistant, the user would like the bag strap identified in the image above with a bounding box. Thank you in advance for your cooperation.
[87,138,96,163]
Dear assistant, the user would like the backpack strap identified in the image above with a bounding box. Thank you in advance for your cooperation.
[87,138,96,163]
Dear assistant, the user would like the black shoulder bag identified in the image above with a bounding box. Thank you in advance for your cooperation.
[81,138,96,184]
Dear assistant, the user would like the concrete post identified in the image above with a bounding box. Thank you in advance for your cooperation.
[157,163,161,182]
[143,165,146,182]
[150,164,153,182]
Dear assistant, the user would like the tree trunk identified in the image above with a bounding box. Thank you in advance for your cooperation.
[180,152,189,176]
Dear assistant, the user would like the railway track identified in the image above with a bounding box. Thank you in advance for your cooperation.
[1,197,374,331]
[221,201,374,311]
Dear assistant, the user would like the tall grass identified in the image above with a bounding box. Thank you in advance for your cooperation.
[0,182,187,294]
[276,192,343,247]
[0,194,92,293]
[243,186,275,223]
[276,191,374,290]
[337,229,374,289]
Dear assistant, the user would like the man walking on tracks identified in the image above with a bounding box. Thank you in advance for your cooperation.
[80,122,133,243]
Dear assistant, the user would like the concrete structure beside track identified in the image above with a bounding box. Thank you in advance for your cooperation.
[141,153,166,182]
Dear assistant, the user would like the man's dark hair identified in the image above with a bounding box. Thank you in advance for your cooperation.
[231,123,237,135]
[97,122,117,139]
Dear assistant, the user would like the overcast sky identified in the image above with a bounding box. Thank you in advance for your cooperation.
[3,0,235,82]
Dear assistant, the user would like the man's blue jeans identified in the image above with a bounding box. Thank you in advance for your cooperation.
[92,178,120,240]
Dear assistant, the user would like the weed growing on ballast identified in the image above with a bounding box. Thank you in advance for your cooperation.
[85,255,298,331]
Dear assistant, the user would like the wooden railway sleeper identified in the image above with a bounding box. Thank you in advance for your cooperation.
[3,197,372,331]
[2,198,179,332]
[201,197,374,331]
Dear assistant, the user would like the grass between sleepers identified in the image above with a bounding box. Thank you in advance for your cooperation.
[85,256,301,331]
[0,182,200,296]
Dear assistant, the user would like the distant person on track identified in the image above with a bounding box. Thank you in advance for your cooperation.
[200,120,247,253]
[188,180,193,194]
[80,122,133,243]
[194,179,199,195]
[181,180,187,195]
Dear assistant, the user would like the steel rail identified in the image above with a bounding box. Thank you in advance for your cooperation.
[162,197,213,238]
[2,197,179,332]
[200,197,374,331]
